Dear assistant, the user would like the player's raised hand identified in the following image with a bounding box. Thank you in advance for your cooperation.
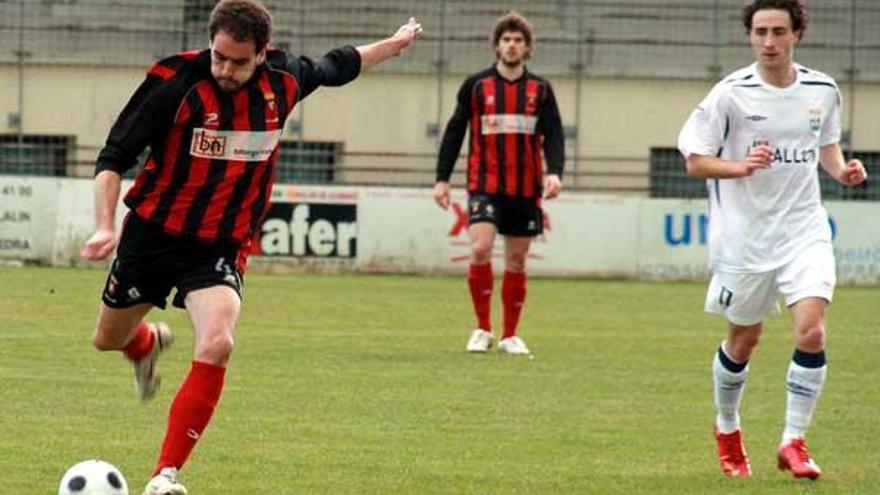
[838,158,868,186]
[81,228,117,261]
[544,174,562,199]
[393,17,423,53]
[740,143,773,177]
[433,182,451,210]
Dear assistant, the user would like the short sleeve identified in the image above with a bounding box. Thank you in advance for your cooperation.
[819,88,842,146]
[678,83,729,159]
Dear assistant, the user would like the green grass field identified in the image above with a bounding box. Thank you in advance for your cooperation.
[1,266,878,494]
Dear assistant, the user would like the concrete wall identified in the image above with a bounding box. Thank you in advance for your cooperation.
[2,62,879,186]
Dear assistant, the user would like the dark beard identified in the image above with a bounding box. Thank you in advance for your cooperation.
[500,57,522,69]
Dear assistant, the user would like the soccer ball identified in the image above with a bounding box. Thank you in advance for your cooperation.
[58,460,129,495]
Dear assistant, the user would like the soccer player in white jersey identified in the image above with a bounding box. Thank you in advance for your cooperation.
[677,0,867,480]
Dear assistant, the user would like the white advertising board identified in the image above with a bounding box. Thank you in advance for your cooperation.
[4,177,879,285]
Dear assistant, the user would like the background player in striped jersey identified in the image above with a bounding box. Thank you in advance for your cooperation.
[433,12,564,356]
[79,1,421,493]
[678,0,867,480]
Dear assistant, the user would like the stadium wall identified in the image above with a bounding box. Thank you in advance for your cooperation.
[2,64,879,182]
[2,176,878,285]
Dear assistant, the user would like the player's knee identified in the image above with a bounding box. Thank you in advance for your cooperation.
[505,254,527,272]
[471,241,493,262]
[197,331,235,364]
[727,333,760,360]
[797,323,826,351]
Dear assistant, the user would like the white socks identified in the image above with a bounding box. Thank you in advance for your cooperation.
[713,343,749,434]
[783,350,827,442]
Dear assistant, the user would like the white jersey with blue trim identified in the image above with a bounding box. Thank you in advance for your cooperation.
[678,62,841,273]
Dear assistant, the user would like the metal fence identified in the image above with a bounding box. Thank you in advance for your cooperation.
[1,0,878,197]
[2,0,879,80]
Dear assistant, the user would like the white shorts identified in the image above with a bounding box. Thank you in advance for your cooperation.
[704,242,836,326]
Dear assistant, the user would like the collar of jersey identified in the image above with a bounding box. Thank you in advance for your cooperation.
[751,62,802,94]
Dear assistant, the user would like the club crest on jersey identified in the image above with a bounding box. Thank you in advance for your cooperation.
[526,91,538,112]
[809,108,822,134]
[265,93,278,119]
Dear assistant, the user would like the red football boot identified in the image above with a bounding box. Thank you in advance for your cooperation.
[777,438,821,479]
[714,427,752,477]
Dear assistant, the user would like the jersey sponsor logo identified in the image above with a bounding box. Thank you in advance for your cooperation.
[480,114,537,135]
[190,128,282,162]
[744,145,817,165]
[746,114,768,122]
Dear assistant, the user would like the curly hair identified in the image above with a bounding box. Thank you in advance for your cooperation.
[209,0,273,53]
[491,11,534,49]
[743,0,808,40]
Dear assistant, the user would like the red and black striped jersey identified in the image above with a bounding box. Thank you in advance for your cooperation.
[96,46,361,246]
[436,66,564,198]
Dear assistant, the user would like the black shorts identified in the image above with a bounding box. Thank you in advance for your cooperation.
[101,214,245,310]
[467,193,544,237]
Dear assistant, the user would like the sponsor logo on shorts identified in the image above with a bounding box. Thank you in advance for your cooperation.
[127,287,141,300]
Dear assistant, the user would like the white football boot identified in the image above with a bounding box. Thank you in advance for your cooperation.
[133,322,173,400]
[465,329,494,353]
[498,336,530,355]
[142,467,187,495]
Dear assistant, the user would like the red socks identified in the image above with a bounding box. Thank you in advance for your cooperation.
[123,320,154,361]
[154,361,226,475]
[469,265,528,338]
[468,263,494,331]
[502,271,526,340]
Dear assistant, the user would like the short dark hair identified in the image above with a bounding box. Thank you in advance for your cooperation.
[209,0,272,53]
[743,0,808,40]
[491,11,534,49]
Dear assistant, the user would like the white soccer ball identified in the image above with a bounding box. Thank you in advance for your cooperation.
[58,460,129,495]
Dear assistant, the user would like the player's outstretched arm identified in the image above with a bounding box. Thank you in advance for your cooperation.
[820,143,868,186]
[81,170,122,261]
[356,17,423,71]
[685,145,772,179]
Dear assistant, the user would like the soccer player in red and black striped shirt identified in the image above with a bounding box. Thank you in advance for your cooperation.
[79,1,421,492]
[433,12,564,356]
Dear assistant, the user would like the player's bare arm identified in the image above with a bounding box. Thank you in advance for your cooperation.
[356,17,423,70]
[432,181,451,210]
[685,145,773,179]
[819,143,868,186]
[81,170,123,261]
